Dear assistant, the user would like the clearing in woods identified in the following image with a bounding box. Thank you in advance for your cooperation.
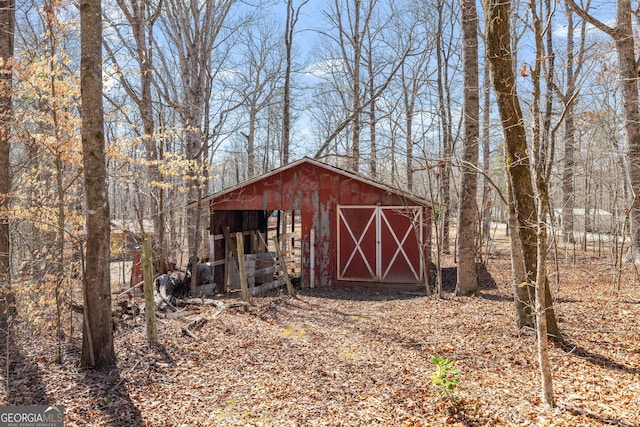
[3,231,639,426]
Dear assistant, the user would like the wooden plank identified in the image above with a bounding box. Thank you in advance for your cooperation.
[249,277,286,296]
[245,252,276,261]
[142,236,157,342]
[236,232,251,305]
[245,264,282,278]
[273,236,294,295]
[222,227,239,262]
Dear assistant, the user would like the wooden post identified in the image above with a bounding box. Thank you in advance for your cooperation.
[142,236,157,342]
[310,229,315,288]
[236,232,251,305]
[273,236,295,295]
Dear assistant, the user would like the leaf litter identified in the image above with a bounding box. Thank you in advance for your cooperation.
[2,247,639,426]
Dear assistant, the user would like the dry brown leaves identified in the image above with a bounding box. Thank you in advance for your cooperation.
[2,248,639,426]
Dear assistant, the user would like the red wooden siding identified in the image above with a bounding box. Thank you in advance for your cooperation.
[204,158,432,289]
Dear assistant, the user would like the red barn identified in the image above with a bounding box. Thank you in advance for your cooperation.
[199,157,432,292]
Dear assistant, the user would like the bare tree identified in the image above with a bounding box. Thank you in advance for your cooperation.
[282,0,309,166]
[485,0,560,406]
[160,0,235,290]
[79,0,116,369]
[567,0,640,262]
[237,19,285,178]
[455,0,480,296]
[315,0,376,171]
[435,0,457,254]
[393,1,435,191]
[104,0,170,273]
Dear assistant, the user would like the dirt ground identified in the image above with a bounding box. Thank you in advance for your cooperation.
[3,242,640,426]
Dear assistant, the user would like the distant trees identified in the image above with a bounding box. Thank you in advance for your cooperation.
[236,19,285,178]
[105,0,170,274]
[159,0,235,283]
[566,0,640,262]
[1,0,636,375]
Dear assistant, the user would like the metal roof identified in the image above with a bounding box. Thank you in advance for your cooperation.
[191,157,434,209]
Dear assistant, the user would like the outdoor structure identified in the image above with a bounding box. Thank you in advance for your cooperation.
[554,208,621,234]
[198,157,433,292]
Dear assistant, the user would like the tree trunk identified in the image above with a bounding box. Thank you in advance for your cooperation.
[282,0,294,166]
[142,237,157,342]
[436,0,453,254]
[0,0,16,335]
[368,55,377,178]
[485,0,560,335]
[350,0,362,172]
[481,52,492,243]
[507,179,534,329]
[455,0,480,296]
[80,0,116,369]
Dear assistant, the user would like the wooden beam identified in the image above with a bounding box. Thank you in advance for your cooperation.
[236,232,251,305]
[273,236,295,295]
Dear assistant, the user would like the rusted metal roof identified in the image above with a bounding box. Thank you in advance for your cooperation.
[192,157,434,209]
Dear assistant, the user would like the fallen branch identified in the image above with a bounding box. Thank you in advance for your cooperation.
[182,317,208,339]
[174,297,226,308]
[63,295,86,314]
[158,310,200,320]
[179,301,252,339]
[115,282,143,298]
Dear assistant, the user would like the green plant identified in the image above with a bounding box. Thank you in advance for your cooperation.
[430,355,461,402]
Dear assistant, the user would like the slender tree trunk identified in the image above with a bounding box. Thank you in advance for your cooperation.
[481,53,492,243]
[485,0,547,332]
[405,69,414,191]
[282,0,294,166]
[80,0,116,369]
[0,0,16,335]
[436,1,452,254]
[351,0,362,172]
[110,0,167,273]
[507,178,534,328]
[535,193,555,406]
[456,0,480,296]
[530,0,560,340]
[368,58,377,178]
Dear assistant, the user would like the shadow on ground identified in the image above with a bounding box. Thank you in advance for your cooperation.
[432,263,498,292]
[7,344,52,406]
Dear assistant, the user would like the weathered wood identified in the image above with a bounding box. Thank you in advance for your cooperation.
[142,237,158,342]
[244,252,277,261]
[249,277,287,296]
[236,232,251,306]
[115,281,144,298]
[273,236,295,295]
[223,227,239,291]
[175,297,225,308]
[246,264,282,278]
[161,310,199,320]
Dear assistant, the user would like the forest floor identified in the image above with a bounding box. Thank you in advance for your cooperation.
[3,242,640,426]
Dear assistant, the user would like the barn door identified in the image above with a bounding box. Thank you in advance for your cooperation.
[337,205,423,283]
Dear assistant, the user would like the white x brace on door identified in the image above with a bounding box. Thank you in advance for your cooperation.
[337,205,423,283]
